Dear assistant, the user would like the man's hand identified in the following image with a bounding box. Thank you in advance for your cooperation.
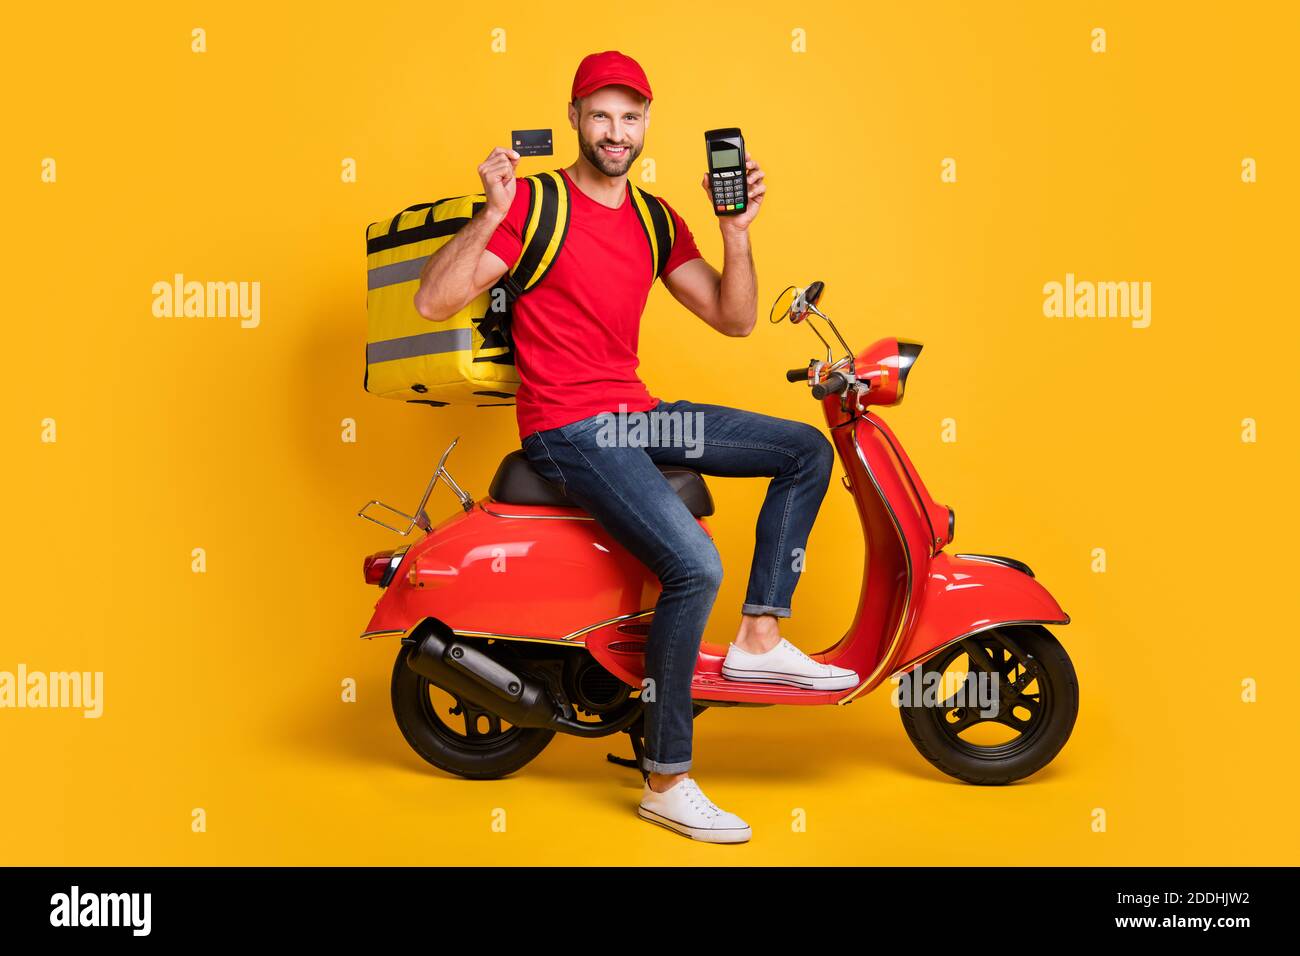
[479,146,520,221]
[669,152,762,336]
[700,151,765,232]
[413,148,515,321]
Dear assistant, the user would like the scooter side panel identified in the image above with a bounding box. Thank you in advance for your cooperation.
[819,415,935,695]
[361,500,663,642]
[892,552,1070,671]
[864,412,953,553]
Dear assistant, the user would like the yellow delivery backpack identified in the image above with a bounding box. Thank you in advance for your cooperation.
[364,168,679,408]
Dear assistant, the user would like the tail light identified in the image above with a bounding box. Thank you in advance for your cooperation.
[363,547,408,587]
[363,551,393,585]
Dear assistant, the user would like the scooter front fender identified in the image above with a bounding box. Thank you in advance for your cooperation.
[892,552,1070,673]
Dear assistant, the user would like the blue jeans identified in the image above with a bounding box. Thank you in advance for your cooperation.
[520,398,835,773]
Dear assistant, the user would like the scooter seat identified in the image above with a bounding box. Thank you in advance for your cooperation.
[488,450,715,518]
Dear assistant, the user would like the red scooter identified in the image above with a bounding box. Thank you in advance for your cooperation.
[357,281,1079,785]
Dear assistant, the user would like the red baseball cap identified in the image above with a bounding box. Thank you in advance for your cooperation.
[571,50,653,103]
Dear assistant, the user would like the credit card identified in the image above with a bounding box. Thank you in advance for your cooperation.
[511,128,553,157]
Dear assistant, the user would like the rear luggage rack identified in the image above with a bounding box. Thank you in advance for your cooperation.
[357,436,474,535]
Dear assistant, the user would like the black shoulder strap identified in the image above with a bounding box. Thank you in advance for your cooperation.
[628,184,677,280]
[509,170,572,295]
[481,172,573,340]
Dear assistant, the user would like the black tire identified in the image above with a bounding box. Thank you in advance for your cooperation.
[898,625,1078,785]
[390,646,555,779]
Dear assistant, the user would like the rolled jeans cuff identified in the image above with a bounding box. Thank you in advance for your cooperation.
[643,756,693,774]
[741,602,792,619]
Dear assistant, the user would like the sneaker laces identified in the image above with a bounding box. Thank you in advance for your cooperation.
[679,779,722,819]
[779,638,833,673]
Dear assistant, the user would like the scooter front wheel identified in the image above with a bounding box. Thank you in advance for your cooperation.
[897,624,1078,785]
[390,647,555,779]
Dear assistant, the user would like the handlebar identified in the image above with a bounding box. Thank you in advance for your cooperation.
[812,373,849,400]
[786,364,853,399]
[774,280,863,403]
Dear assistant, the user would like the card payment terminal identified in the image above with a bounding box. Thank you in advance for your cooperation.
[705,128,746,216]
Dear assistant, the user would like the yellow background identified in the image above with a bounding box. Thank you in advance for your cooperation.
[2,1,1296,865]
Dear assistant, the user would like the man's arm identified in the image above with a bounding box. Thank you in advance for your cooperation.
[412,147,517,322]
[662,235,755,337]
[663,152,766,337]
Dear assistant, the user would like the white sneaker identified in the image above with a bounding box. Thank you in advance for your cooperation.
[638,777,752,844]
[721,637,860,690]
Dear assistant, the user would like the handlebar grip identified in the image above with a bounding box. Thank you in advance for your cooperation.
[812,373,849,400]
[785,367,810,383]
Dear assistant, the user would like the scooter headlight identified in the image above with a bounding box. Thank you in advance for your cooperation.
[895,340,923,401]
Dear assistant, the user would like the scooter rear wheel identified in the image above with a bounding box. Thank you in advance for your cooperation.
[897,625,1078,785]
[390,648,555,779]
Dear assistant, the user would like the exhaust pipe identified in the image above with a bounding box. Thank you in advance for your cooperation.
[403,623,639,738]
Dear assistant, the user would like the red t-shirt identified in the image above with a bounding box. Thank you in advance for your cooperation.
[484,167,703,440]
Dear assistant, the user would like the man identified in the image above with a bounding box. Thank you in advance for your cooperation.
[413,50,857,843]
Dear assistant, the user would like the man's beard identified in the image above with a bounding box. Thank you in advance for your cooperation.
[578,135,642,177]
